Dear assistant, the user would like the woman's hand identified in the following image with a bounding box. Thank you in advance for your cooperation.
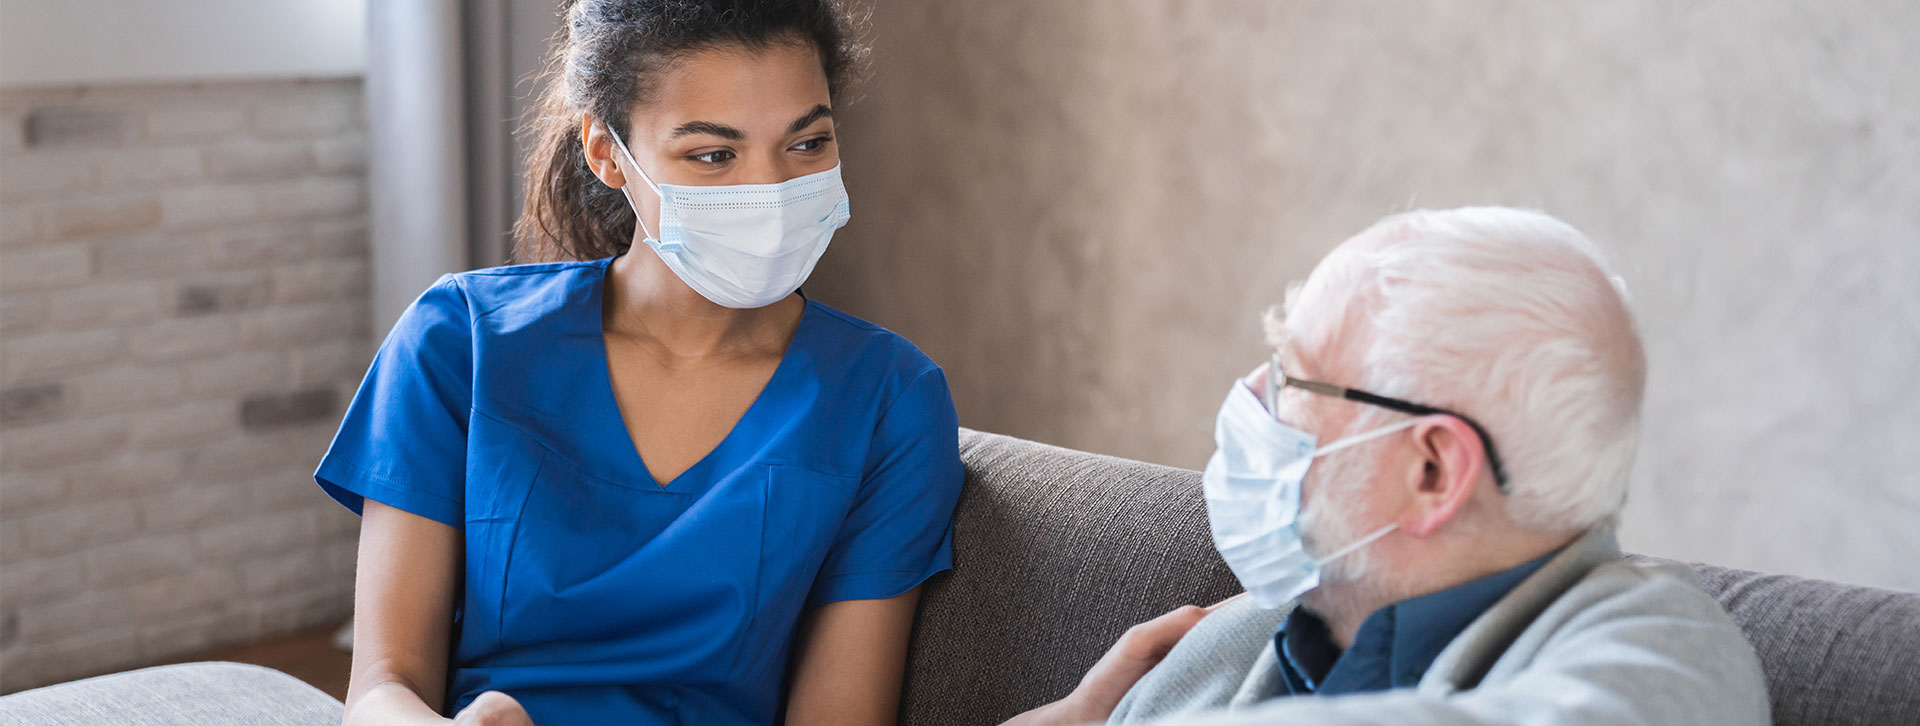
[452,692,536,726]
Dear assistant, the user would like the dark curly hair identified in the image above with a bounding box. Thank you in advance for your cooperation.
[513,0,868,263]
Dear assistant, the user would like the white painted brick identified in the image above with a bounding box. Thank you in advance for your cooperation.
[311,134,367,175]
[291,339,372,386]
[0,109,25,150]
[137,479,248,534]
[128,568,239,619]
[174,268,270,315]
[67,365,186,415]
[310,504,361,539]
[202,222,309,269]
[1,627,140,692]
[16,588,134,642]
[252,587,350,636]
[44,194,163,240]
[0,552,86,605]
[0,244,91,293]
[191,510,314,562]
[0,525,29,565]
[95,232,206,278]
[144,105,248,142]
[0,415,130,474]
[137,611,243,661]
[0,328,122,382]
[238,302,360,350]
[186,431,314,483]
[183,350,292,396]
[95,146,202,189]
[260,177,365,220]
[240,547,328,597]
[243,467,322,513]
[125,316,236,363]
[61,448,186,503]
[303,217,369,259]
[126,399,237,452]
[205,141,312,182]
[44,280,169,329]
[0,152,94,202]
[19,499,138,557]
[252,97,356,138]
[270,258,368,305]
[1,206,41,246]
[0,472,68,515]
[0,293,48,338]
[160,185,265,230]
[84,533,194,588]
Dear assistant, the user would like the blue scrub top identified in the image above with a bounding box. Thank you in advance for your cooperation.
[313,257,964,725]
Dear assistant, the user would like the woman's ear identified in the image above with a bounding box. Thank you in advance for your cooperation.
[1399,416,1489,538]
[580,113,626,189]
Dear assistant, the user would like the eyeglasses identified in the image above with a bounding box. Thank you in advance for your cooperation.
[1264,352,1511,492]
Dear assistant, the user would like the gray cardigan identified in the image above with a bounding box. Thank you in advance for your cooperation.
[1109,528,1771,725]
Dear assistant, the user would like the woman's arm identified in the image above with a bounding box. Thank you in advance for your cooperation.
[345,501,528,725]
[783,587,925,726]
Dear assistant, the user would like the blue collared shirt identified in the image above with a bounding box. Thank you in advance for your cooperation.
[1272,551,1556,698]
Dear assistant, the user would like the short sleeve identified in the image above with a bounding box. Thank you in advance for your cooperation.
[807,367,964,607]
[313,275,473,528]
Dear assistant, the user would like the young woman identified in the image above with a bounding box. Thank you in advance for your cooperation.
[315,2,963,724]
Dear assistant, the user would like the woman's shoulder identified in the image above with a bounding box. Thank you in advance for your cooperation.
[444,258,608,319]
[802,298,941,380]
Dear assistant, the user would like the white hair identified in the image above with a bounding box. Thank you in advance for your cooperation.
[1268,207,1646,533]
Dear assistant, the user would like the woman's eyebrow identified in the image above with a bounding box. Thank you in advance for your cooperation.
[670,120,745,140]
[786,104,832,134]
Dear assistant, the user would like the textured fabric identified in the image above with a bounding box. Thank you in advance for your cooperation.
[1110,528,1772,724]
[315,259,963,726]
[1627,555,1920,726]
[898,430,1243,726]
[1272,548,1552,696]
[0,662,342,726]
[903,431,1919,726]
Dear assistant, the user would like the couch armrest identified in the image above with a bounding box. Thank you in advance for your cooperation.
[0,661,343,726]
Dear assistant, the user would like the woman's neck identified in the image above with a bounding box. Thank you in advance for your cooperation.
[602,247,802,362]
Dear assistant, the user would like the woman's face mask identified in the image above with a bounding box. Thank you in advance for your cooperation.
[607,125,851,309]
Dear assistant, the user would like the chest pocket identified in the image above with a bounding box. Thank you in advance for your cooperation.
[484,451,858,685]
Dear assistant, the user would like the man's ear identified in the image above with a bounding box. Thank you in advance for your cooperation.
[1398,416,1488,537]
[580,113,625,189]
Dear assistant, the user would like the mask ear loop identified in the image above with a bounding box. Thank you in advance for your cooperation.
[605,124,665,243]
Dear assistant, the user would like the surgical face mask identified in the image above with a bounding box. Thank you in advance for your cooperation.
[1202,381,1416,609]
[607,127,851,309]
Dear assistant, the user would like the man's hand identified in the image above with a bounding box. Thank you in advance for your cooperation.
[452,691,535,726]
[1004,595,1244,726]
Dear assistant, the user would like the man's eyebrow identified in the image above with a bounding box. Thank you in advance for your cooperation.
[786,104,833,134]
[670,120,745,140]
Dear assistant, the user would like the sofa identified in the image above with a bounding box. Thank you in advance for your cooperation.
[5,430,1917,725]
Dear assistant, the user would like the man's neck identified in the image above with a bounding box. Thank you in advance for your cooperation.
[1305,528,1580,648]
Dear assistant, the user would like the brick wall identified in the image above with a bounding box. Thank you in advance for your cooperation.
[0,78,370,692]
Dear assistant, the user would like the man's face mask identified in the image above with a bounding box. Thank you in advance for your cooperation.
[1202,354,1511,609]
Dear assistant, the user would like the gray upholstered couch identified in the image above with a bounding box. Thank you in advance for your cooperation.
[6,430,1917,725]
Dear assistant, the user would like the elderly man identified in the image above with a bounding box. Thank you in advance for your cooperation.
[1013,207,1770,725]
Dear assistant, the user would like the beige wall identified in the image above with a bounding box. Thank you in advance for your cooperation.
[808,1,1920,591]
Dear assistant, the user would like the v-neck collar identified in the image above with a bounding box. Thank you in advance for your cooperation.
[584,255,815,493]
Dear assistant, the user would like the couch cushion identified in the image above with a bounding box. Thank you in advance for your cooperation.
[1629,555,1920,726]
[0,661,342,726]
[912,429,1920,726]
[901,430,1241,725]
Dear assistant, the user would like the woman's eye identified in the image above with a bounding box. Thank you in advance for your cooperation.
[690,149,734,165]
[791,136,832,153]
